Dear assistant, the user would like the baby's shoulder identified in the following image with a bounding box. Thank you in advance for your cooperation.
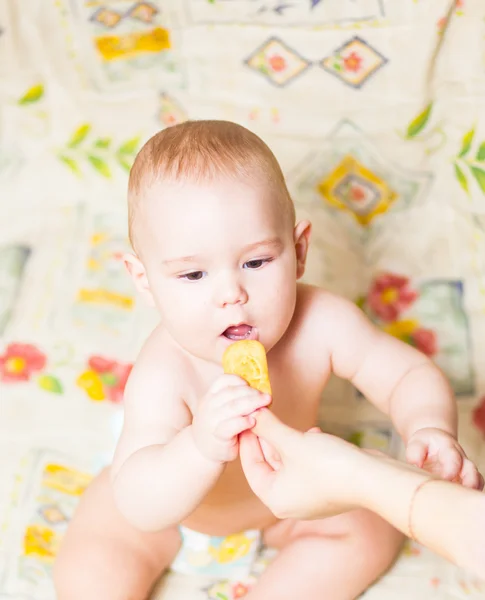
[292,284,369,346]
[125,325,191,401]
[295,283,357,322]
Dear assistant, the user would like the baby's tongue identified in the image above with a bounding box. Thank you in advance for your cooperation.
[224,325,252,340]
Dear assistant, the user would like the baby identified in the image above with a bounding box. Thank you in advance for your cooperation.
[55,121,482,600]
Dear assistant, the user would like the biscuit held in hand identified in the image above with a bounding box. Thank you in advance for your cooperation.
[222,340,272,396]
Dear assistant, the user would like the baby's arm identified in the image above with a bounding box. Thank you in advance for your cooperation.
[110,353,223,532]
[318,292,456,442]
[318,291,481,488]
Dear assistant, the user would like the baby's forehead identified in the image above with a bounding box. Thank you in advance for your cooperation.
[131,171,293,257]
[145,175,282,214]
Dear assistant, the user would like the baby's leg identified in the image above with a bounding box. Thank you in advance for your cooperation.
[248,509,403,600]
[54,468,181,600]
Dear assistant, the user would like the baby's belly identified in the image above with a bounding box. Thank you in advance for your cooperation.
[181,461,278,536]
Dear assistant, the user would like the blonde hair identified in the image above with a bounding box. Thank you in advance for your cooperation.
[128,120,295,252]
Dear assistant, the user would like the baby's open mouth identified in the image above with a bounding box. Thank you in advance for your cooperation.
[223,324,255,341]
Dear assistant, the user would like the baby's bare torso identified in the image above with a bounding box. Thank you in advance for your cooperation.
[183,355,326,534]
[179,287,331,534]
[118,286,335,536]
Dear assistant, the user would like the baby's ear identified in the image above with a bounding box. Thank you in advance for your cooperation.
[123,253,155,307]
[294,220,312,279]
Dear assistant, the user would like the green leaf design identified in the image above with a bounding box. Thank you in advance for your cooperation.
[38,374,63,394]
[476,142,485,162]
[68,124,91,148]
[118,136,141,155]
[347,432,363,448]
[18,84,44,105]
[454,162,469,194]
[88,155,111,178]
[100,372,119,387]
[458,128,475,158]
[58,154,81,176]
[405,103,433,139]
[117,154,134,172]
[94,137,111,149]
[470,166,485,194]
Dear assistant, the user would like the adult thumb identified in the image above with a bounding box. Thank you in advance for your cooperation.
[252,409,300,455]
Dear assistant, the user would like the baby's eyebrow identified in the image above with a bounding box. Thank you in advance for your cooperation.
[162,238,284,267]
[162,255,199,267]
[242,237,284,254]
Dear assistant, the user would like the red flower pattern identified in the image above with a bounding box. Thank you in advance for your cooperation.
[367,273,418,322]
[268,55,286,72]
[0,343,46,382]
[343,51,362,72]
[473,397,485,437]
[88,355,132,403]
[411,328,438,357]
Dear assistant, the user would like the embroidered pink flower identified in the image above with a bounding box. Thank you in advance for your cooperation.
[472,397,485,437]
[0,343,47,382]
[411,328,438,357]
[343,51,362,72]
[77,355,132,403]
[367,273,418,322]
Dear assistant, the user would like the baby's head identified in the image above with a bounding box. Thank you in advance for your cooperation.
[125,120,311,363]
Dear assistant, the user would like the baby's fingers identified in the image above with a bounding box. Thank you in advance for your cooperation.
[223,393,271,419]
[459,459,483,490]
[215,415,256,440]
[406,438,428,468]
[438,446,463,481]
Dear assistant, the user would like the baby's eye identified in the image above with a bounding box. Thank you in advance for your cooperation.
[243,259,270,270]
[180,271,206,281]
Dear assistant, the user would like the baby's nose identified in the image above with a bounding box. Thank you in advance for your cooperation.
[216,274,248,307]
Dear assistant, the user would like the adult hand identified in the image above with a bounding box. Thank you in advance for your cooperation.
[239,409,371,519]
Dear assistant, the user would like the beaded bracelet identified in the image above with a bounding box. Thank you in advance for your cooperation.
[408,479,436,541]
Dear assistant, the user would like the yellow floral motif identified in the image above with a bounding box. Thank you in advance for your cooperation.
[91,232,108,246]
[77,288,134,309]
[380,287,398,305]
[87,258,101,271]
[42,464,93,495]
[209,533,253,564]
[5,356,27,374]
[24,525,60,562]
[76,370,106,401]
[95,27,171,62]
[317,155,397,225]
[383,319,419,339]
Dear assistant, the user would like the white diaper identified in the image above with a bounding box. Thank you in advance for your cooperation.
[171,526,262,580]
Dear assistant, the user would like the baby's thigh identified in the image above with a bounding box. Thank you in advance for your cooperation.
[54,468,181,600]
[266,509,404,569]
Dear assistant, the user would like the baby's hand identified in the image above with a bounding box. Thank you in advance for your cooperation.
[406,427,484,490]
[191,374,271,463]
